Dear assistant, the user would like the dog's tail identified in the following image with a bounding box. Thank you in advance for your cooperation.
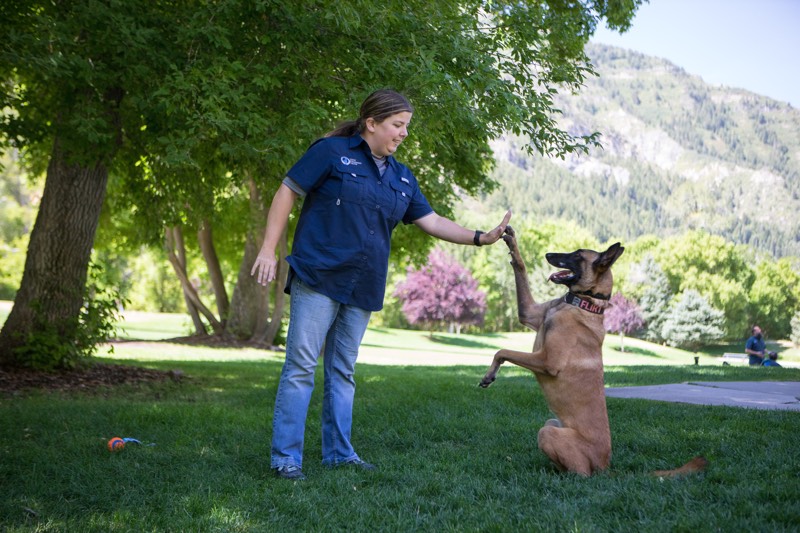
[651,456,708,478]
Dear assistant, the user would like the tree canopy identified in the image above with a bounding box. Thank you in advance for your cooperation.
[0,0,642,368]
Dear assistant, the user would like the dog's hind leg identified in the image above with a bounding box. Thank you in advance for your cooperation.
[538,425,609,476]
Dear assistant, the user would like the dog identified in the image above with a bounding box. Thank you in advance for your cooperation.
[479,228,706,477]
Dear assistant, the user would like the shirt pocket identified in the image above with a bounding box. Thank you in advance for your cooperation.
[334,161,369,205]
[389,179,413,221]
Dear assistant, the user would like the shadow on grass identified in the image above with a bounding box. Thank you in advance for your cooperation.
[367,327,396,335]
[428,334,498,350]
[610,346,662,358]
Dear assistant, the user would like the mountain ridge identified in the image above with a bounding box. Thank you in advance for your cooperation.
[480,43,800,258]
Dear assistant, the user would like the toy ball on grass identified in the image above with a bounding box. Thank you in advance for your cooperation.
[108,437,125,452]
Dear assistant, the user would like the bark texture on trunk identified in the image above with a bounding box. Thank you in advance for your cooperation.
[226,228,271,340]
[0,139,109,366]
[198,219,229,325]
[226,177,275,341]
[167,226,206,334]
[165,226,222,334]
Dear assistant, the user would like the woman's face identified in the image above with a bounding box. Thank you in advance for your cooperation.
[364,111,412,157]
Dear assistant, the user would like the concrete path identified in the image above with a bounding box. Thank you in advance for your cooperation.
[605,381,800,411]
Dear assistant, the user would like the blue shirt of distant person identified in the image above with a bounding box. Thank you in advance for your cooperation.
[745,325,767,366]
[762,352,781,367]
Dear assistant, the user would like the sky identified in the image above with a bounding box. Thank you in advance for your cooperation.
[591,0,800,107]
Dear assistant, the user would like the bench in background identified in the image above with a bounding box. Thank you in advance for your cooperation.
[722,353,749,365]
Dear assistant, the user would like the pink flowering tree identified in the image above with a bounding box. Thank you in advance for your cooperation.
[393,250,487,336]
[604,292,645,352]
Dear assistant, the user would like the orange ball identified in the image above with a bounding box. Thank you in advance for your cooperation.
[108,437,125,452]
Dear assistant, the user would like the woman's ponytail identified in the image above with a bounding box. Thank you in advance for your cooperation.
[325,90,412,138]
[325,119,361,138]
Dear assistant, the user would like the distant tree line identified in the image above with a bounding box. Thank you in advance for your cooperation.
[387,216,800,346]
[484,148,800,259]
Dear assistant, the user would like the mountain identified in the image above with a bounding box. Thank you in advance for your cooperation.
[479,43,800,258]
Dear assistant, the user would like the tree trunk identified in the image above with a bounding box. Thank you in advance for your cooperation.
[183,289,206,335]
[198,219,229,325]
[226,176,290,347]
[168,226,205,334]
[165,225,223,335]
[226,226,270,340]
[0,138,109,366]
[226,177,271,340]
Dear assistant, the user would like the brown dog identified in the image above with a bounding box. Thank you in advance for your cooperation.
[480,228,707,478]
[479,228,623,476]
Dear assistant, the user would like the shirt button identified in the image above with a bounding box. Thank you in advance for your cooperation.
[370,230,375,235]
[377,181,382,185]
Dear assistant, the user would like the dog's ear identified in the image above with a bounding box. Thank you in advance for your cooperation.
[594,242,624,272]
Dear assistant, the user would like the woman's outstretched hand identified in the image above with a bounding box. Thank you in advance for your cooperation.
[480,209,512,245]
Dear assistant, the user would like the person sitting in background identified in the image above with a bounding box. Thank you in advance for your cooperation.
[762,351,781,367]
[745,325,767,366]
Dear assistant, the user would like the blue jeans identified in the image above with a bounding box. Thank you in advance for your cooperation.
[270,277,372,469]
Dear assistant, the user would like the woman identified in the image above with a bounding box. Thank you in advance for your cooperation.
[251,89,511,480]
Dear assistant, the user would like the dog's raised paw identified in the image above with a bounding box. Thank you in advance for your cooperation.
[502,227,518,248]
[478,376,495,388]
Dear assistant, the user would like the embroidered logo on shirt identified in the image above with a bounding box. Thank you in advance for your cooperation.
[401,177,410,184]
[340,156,362,166]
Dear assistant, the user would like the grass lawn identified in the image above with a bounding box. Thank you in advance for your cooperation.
[3,356,800,531]
[2,304,800,530]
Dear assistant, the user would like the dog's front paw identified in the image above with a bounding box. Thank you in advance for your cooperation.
[502,226,517,248]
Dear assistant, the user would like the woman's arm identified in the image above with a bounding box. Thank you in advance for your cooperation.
[251,183,300,285]
[413,209,512,246]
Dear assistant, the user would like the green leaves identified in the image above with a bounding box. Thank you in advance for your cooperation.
[1,1,644,358]
[2,0,642,225]
[660,289,726,351]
